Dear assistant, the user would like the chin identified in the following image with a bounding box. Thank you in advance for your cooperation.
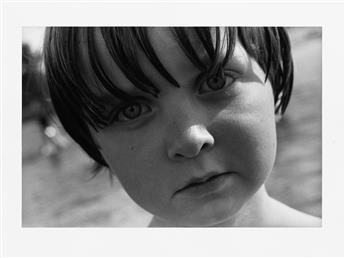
[175,200,242,227]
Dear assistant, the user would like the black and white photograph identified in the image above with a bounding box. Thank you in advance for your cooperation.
[22,26,322,228]
[1,1,344,257]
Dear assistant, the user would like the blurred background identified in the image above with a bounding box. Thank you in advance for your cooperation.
[22,27,322,227]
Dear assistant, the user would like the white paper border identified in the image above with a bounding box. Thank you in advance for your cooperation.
[1,1,344,257]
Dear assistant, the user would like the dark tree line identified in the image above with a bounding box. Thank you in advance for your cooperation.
[22,43,53,122]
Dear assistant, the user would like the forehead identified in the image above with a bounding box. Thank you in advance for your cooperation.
[148,28,203,75]
[79,27,238,99]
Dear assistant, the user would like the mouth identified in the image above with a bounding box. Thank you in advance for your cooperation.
[175,171,235,197]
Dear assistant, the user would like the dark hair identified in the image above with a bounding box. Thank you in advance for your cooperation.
[43,27,294,168]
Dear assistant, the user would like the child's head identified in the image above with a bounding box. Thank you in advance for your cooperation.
[43,27,293,226]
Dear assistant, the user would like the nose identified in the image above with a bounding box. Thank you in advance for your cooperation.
[167,124,215,161]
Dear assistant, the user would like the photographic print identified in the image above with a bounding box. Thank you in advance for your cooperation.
[22,26,322,227]
[2,1,344,257]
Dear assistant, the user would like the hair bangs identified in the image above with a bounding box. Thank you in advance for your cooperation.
[132,27,180,88]
[46,28,118,131]
[170,27,237,76]
[79,27,183,129]
[237,27,293,114]
[43,27,108,165]
[95,28,160,96]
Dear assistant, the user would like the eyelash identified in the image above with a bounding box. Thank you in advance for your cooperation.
[109,100,152,123]
[108,70,236,124]
[198,70,236,95]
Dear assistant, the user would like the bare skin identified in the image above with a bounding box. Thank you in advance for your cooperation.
[149,185,321,227]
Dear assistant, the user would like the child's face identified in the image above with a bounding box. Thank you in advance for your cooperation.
[88,28,277,226]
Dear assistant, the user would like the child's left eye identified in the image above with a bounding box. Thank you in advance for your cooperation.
[198,70,235,94]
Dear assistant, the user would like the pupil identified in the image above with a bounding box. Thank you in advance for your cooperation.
[208,75,225,90]
[124,104,140,118]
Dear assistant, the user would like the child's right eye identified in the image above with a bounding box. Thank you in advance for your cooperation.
[111,102,152,123]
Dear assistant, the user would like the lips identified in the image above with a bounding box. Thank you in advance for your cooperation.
[176,172,233,194]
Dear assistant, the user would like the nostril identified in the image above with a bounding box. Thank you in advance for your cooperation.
[167,125,215,160]
[174,153,184,159]
[201,142,211,152]
[172,142,213,160]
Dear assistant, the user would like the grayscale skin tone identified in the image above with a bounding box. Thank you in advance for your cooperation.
[85,28,321,227]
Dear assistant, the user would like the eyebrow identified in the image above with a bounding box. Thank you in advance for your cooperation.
[95,84,153,107]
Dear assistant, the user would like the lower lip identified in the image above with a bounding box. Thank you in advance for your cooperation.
[177,172,234,198]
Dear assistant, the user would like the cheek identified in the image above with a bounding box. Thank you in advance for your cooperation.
[99,139,142,183]
[95,131,172,214]
[214,83,277,182]
[98,133,156,185]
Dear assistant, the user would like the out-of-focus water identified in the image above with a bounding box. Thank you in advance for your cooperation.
[22,28,322,226]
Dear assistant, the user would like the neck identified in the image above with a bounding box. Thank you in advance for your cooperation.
[149,185,274,227]
[212,185,273,227]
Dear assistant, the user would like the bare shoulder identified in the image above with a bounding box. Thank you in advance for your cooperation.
[268,198,322,227]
